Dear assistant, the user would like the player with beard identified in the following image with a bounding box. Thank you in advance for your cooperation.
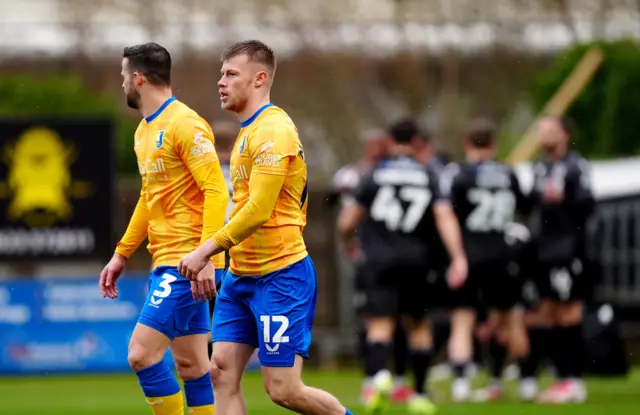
[441,118,531,402]
[339,119,467,414]
[519,116,594,404]
[100,42,229,415]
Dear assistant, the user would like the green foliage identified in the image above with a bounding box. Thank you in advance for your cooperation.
[0,73,139,173]
[530,40,640,159]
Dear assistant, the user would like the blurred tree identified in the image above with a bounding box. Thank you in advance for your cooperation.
[530,40,640,159]
[0,73,139,173]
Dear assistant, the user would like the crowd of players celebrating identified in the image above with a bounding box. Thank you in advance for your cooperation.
[331,115,595,413]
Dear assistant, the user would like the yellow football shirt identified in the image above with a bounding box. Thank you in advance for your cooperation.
[215,104,309,276]
[115,97,228,269]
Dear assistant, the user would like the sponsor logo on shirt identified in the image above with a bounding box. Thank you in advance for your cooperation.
[254,153,282,167]
[190,131,214,158]
[155,130,165,149]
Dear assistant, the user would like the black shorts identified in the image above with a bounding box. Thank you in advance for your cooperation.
[536,258,587,303]
[450,260,522,311]
[356,263,437,320]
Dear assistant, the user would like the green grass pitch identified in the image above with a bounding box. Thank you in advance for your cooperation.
[2,370,639,414]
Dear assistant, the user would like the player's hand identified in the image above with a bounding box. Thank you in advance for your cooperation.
[191,261,217,302]
[99,253,127,299]
[447,255,468,289]
[344,239,362,261]
[178,246,210,280]
[542,180,564,203]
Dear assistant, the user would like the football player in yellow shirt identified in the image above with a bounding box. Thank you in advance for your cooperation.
[99,42,228,415]
[178,40,354,415]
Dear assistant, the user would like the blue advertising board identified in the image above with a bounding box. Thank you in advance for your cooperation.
[0,276,176,374]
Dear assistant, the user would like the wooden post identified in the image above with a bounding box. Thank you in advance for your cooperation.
[506,47,605,165]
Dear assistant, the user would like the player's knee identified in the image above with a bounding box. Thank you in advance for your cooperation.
[209,355,225,387]
[556,301,583,326]
[174,356,208,382]
[209,353,240,392]
[528,300,555,327]
[366,317,395,343]
[127,343,157,372]
[450,309,476,333]
[407,319,432,349]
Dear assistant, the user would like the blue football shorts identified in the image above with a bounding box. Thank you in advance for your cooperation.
[138,266,224,340]
[211,255,318,367]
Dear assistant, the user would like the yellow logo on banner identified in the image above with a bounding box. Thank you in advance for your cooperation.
[0,127,92,227]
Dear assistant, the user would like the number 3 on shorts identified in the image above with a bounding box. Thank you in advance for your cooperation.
[260,315,290,343]
[150,273,176,306]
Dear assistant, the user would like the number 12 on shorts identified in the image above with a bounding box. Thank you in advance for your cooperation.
[260,315,290,344]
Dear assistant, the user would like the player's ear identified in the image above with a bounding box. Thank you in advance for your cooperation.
[255,71,268,88]
[133,71,145,88]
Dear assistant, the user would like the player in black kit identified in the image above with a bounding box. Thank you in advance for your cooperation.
[339,119,467,415]
[441,118,531,401]
[521,115,594,404]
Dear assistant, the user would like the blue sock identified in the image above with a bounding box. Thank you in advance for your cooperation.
[345,410,355,415]
[184,372,215,407]
[136,361,181,398]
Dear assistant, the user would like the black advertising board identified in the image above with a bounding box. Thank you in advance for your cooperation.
[0,119,114,260]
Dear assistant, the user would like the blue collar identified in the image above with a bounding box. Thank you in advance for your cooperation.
[240,104,274,128]
[145,96,176,123]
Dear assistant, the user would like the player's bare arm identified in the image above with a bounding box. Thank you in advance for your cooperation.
[100,185,149,299]
[433,200,468,288]
[337,203,366,259]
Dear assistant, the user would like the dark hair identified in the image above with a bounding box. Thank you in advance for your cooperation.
[389,118,425,144]
[221,40,277,73]
[123,42,171,86]
[466,117,496,148]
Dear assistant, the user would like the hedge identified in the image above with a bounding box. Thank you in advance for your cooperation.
[530,40,640,159]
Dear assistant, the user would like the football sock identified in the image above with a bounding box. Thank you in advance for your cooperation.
[345,410,355,415]
[452,362,467,379]
[358,327,368,366]
[393,324,409,377]
[553,326,571,380]
[364,342,391,377]
[136,361,183,415]
[451,361,471,400]
[184,372,215,414]
[519,327,546,379]
[565,323,585,379]
[410,348,433,395]
[489,336,507,382]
